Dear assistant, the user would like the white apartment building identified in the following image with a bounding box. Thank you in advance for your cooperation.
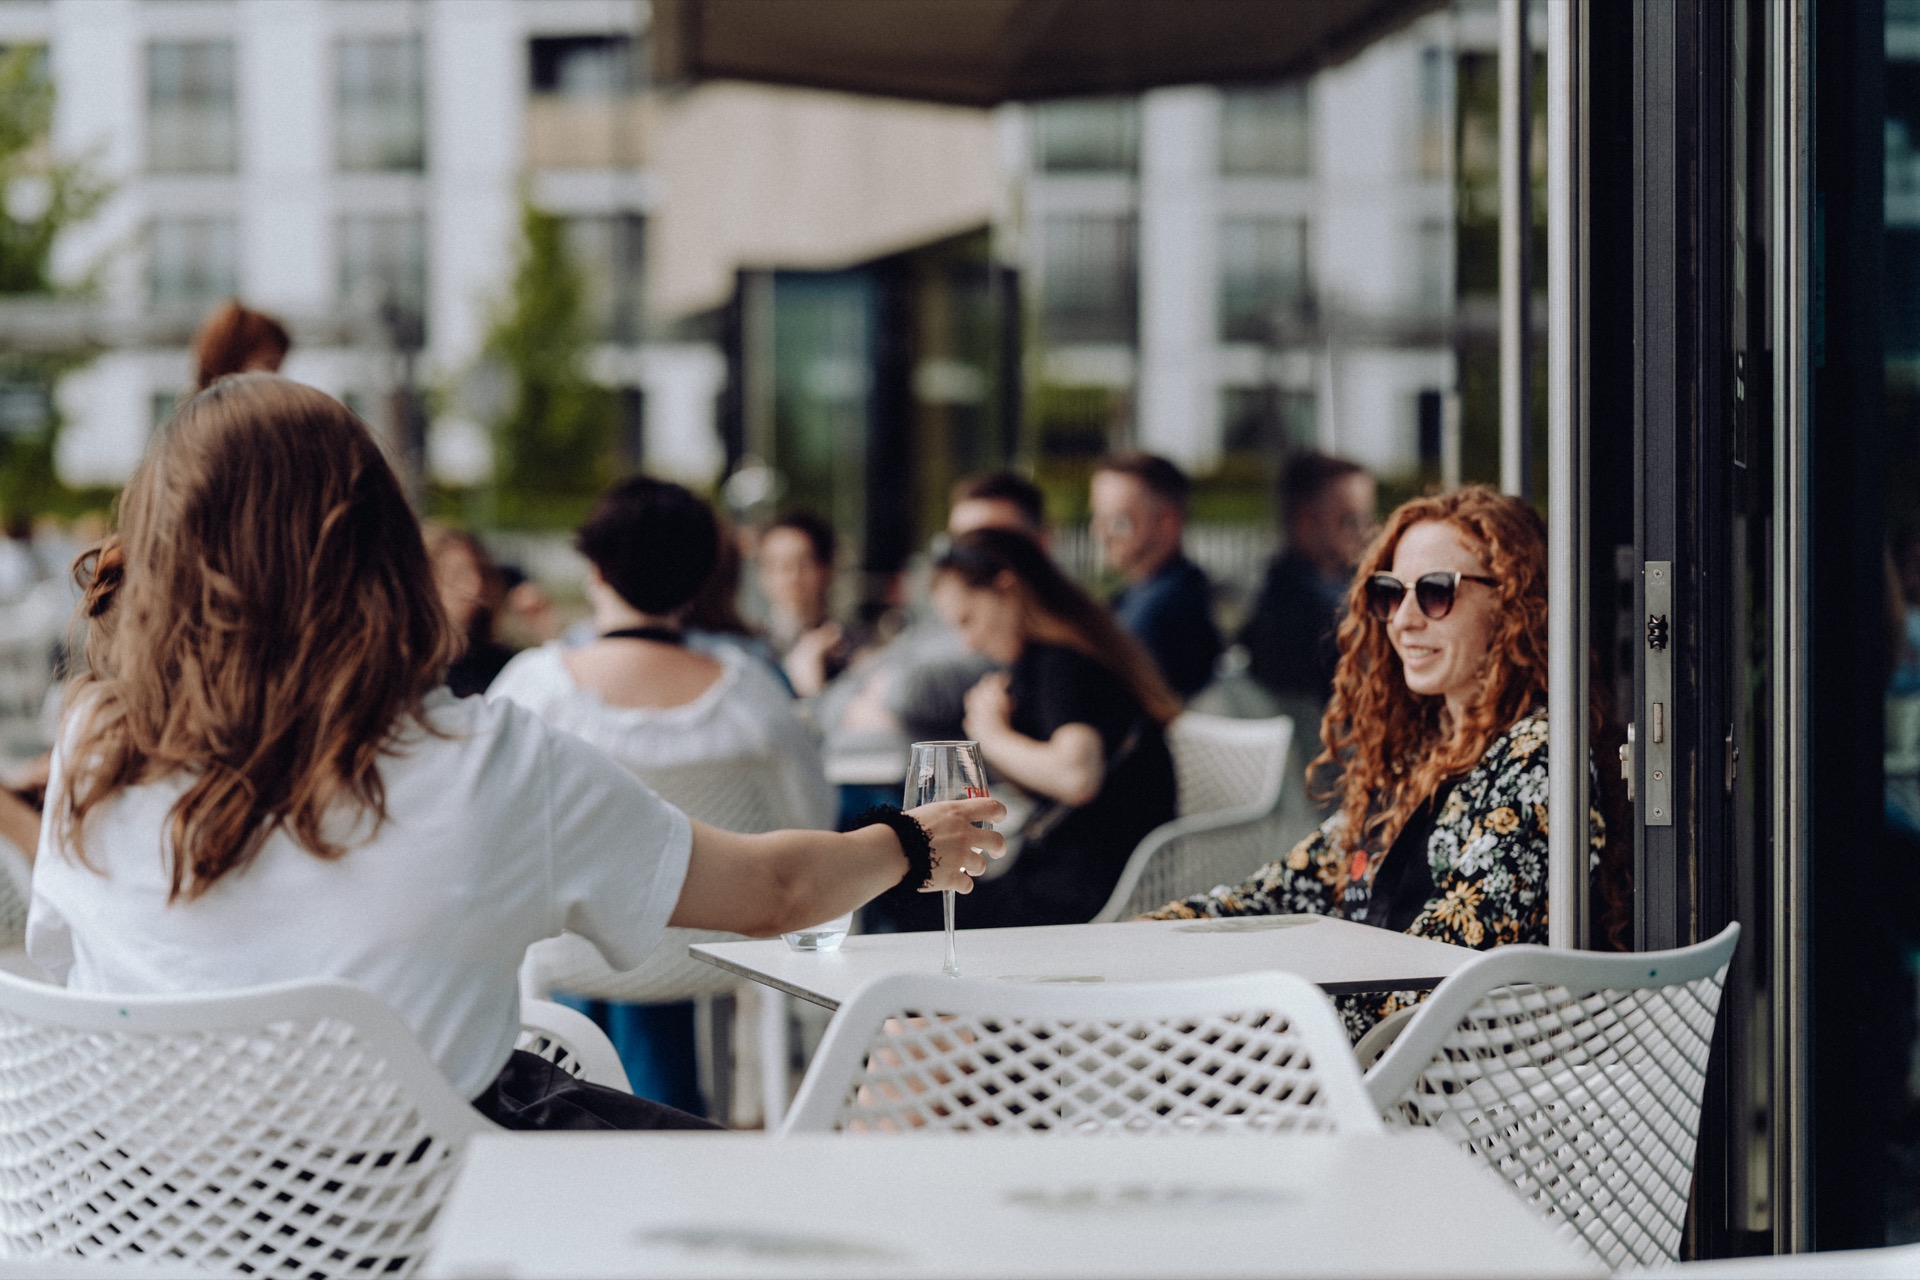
[1009,5,1483,479]
[5,0,726,490]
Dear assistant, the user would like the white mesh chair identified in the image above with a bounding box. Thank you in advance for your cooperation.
[780,971,1378,1135]
[519,755,802,1006]
[518,754,818,1126]
[514,999,631,1092]
[0,969,494,1277]
[1091,712,1293,922]
[1363,923,1741,1273]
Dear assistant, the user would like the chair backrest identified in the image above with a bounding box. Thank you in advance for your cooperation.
[521,754,803,1004]
[0,969,493,1277]
[1091,713,1293,922]
[1167,712,1293,819]
[780,971,1378,1136]
[1363,923,1741,1273]
[636,756,799,836]
[516,998,632,1092]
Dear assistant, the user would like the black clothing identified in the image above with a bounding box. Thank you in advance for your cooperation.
[1239,548,1347,704]
[447,639,517,698]
[471,1049,722,1131]
[867,642,1177,931]
[1344,782,1455,934]
[1111,555,1222,700]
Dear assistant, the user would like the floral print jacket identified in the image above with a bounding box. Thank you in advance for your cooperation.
[1143,709,1605,1039]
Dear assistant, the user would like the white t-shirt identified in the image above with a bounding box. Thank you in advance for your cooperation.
[27,690,693,1100]
[489,642,835,830]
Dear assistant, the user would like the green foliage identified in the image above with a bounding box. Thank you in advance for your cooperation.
[0,44,113,521]
[0,45,107,296]
[482,201,617,527]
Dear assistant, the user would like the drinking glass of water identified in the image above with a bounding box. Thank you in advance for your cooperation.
[906,740,991,977]
[782,911,851,952]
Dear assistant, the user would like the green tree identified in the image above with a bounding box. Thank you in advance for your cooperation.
[482,201,617,527]
[0,43,112,519]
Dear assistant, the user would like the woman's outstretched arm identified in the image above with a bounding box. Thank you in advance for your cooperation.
[671,795,1007,937]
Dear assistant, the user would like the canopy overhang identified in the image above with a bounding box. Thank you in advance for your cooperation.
[651,0,1446,107]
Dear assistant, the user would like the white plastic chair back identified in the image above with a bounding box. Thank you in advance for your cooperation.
[1092,713,1293,922]
[520,755,804,1003]
[1363,923,1741,1273]
[515,998,632,1092]
[0,969,493,1277]
[781,971,1379,1136]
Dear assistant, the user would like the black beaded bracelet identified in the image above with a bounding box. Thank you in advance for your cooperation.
[854,805,935,891]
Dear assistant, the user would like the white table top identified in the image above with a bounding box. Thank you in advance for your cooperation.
[425,1131,1605,1280]
[692,914,1475,1010]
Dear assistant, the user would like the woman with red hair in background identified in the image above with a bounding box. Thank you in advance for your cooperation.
[193,299,290,389]
[1148,487,1625,1038]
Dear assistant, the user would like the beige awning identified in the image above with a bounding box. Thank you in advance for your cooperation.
[652,0,1445,107]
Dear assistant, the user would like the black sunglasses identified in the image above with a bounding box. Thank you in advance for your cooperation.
[1364,570,1498,621]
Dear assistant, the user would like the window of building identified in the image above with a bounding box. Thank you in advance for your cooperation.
[147,41,235,173]
[1033,98,1139,173]
[1219,216,1310,343]
[563,214,647,343]
[1220,386,1315,456]
[529,34,643,96]
[1040,214,1137,345]
[1219,83,1310,176]
[1418,47,1450,177]
[339,212,427,330]
[337,36,425,172]
[1417,218,1453,309]
[149,216,236,309]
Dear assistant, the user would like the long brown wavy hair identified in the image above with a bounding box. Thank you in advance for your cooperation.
[1316,487,1551,857]
[60,374,455,901]
[935,528,1182,726]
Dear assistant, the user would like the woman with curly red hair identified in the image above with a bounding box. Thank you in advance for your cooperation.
[1148,486,1617,1038]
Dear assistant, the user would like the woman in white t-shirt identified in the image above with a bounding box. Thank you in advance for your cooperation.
[27,374,1002,1130]
[487,476,833,1109]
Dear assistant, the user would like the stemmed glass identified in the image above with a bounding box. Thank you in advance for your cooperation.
[906,740,990,977]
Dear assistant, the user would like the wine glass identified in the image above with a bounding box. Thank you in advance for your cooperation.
[906,740,990,977]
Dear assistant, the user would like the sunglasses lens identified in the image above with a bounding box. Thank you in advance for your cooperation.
[1413,574,1457,619]
[1365,576,1404,620]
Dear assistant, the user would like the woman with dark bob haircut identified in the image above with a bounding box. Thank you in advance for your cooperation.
[866,527,1179,932]
[30,375,1001,1129]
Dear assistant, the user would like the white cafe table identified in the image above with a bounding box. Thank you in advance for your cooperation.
[691,914,1473,1010]
[424,1131,1606,1280]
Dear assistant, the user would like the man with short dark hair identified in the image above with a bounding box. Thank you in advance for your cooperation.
[948,470,1048,544]
[1090,452,1222,700]
[1240,451,1377,706]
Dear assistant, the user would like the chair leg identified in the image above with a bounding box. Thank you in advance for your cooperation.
[693,993,735,1127]
[759,990,788,1131]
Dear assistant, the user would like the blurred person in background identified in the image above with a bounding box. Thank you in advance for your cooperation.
[681,514,787,689]
[1240,452,1377,710]
[495,564,564,649]
[193,299,290,389]
[814,471,1048,824]
[1091,452,1222,701]
[865,527,1177,931]
[488,475,833,1112]
[425,525,517,698]
[757,512,853,697]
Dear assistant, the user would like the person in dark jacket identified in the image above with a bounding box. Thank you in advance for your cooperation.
[1240,452,1377,707]
[1090,452,1221,700]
